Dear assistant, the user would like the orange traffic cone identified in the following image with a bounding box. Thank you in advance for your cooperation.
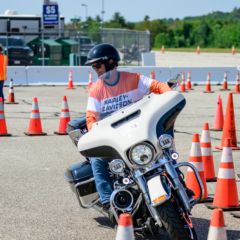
[115,213,135,240]
[67,68,75,89]
[86,71,94,92]
[231,46,236,55]
[161,45,165,54]
[196,46,200,55]
[150,70,155,79]
[200,123,217,182]
[203,72,214,93]
[0,97,12,136]
[180,72,186,92]
[24,97,47,136]
[186,133,212,203]
[207,138,240,211]
[54,96,70,135]
[234,71,240,94]
[207,209,227,240]
[212,95,224,131]
[220,72,230,91]
[186,71,193,90]
[215,92,240,150]
[5,78,18,104]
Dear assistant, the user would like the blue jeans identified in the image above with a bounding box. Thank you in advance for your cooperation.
[90,158,113,204]
[68,118,113,204]
[0,81,4,101]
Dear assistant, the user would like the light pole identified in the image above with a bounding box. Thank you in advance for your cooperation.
[81,3,88,21]
[101,0,105,28]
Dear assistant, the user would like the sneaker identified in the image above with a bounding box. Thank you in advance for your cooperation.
[102,203,117,225]
[102,202,110,212]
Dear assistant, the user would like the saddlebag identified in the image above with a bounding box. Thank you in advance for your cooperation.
[65,161,99,208]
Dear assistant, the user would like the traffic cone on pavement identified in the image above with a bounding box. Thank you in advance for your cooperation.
[231,46,236,55]
[186,133,212,202]
[67,68,75,89]
[207,138,240,211]
[161,45,165,54]
[54,96,70,135]
[150,70,155,79]
[196,46,200,55]
[24,97,47,136]
[220,72,230,91]
[200,123,217,182]
[86,71,93,93]
[0,97,12,136]
[234,71,240,94]
[203,72,214,93]
[5,78,18,104]
[186,71,193,90]
[215,92,240,150]
[115,213,135,240]
[207,209,227,240]
[180,72,186,92]
[211,95,224,131]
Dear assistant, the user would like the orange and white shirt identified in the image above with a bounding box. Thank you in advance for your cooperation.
[86,71,171,130]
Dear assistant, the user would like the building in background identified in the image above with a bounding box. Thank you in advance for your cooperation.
[0,9,64,44]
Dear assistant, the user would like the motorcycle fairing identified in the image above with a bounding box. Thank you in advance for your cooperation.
[78,91,185,166]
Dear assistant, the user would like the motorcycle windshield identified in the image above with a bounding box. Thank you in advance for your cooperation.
[78,91,186,162]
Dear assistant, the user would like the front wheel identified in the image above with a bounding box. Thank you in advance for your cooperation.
[155,200,198,240]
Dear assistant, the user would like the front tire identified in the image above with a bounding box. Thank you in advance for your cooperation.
[156,200,197,240]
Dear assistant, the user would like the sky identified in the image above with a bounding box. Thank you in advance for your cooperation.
[0,0,239,23]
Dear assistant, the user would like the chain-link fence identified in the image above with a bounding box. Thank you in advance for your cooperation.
[64,28,151,65]
[0,25,150,66]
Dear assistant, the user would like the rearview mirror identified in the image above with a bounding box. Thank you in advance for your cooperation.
[167,73,181,89]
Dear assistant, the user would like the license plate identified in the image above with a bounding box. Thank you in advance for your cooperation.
[14,60,21,64]
[147,176,169,206]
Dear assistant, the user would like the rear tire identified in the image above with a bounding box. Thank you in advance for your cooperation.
[156,200,197,240]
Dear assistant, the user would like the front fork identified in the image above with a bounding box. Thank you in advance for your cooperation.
[135,156,204,227]
[163,149,203,211]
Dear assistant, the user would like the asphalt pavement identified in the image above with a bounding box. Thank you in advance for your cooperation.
[0,85,240,240]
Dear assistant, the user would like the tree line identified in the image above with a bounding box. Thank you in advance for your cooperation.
[66,7,240,49]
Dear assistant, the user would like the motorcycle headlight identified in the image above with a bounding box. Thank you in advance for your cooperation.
[109,159,125,174]
[159,134,173,149]
[129,142,154,166]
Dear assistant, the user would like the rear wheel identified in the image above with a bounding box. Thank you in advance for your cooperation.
[155,201,197,240]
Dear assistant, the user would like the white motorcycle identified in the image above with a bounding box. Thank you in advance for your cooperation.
[65,80,203,240]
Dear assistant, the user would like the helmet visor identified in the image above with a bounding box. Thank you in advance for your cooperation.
[85,56,109,66]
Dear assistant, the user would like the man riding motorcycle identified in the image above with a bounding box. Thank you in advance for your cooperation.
[68,43,172,211]
[66,43,201,240]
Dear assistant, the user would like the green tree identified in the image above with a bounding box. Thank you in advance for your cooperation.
[154,33,169,48]
[105,12,128,28]
[190,20,212,47]
[214,24,240,47]
[64,7,240,49]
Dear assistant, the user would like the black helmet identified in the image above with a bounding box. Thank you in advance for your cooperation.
[85,43,120,66]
